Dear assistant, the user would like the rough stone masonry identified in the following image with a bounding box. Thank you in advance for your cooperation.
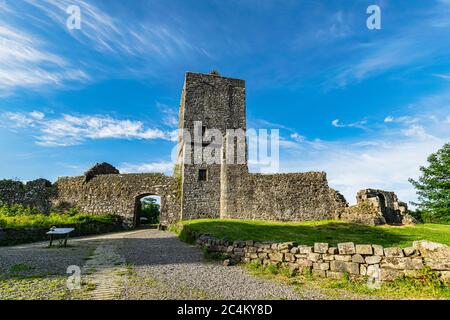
[195,235,450,283]
[0,72,415,227]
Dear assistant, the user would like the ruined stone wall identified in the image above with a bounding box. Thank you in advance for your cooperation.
[0,179,55,213]
[341,189,414,226]
[222,171,347,221]
[53,173,180,226]
[196,235,450,283]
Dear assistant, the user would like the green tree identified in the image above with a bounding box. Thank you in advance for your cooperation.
[409,143,450,224]
[140,197,160,224]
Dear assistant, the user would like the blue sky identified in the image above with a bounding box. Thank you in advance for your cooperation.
[0,0,449,205]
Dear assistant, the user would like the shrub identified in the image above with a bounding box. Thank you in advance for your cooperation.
[0,204,40,217]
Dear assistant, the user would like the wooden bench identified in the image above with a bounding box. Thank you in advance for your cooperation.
[46,227,75,247]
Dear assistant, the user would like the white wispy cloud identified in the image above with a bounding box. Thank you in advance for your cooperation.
[157,102,179,128]
[254,94,450,205]
[24,0,210,62]
[331,119,367,129]
[119,161,174,175]
[290,132,305,142]
[0,22,89,92]
[0,111,177,146]
[433,73,450,80]
[1,0,210,93]
[326,1,450,88]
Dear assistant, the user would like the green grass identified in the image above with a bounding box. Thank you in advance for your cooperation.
[176,219,450,247]
[0,212,120,229]
[245,262,450,300]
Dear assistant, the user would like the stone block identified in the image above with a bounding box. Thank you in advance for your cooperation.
[314,243,329,253]
[234,240,245,248]
[328,247,338,254]
[381,257,424,270]
[334,255,352,262]
[322,254,335,261]
[258,252,268,259]
[284,253,296,262]
[296,259,313,268]
[338,242,356,255]
[360,264,367,276]
[330,260,360,274]
[279,242,296,251]
[290,247,300,254]
[352,254,365,264]
[403,247,416,257]
[366,264,380,278]
[326,271,344,279]
[269,252,284,262]
[413,240,447,256]
[298,245,313,254]
[384,247,404,257]
[312,269,327,277]
[246,246,257,253]
[319,262,330,271]
[440,271,450,284]
[355,244,373,255]
[365,255,382,265]
[308,253,322,262]
[372,245,384,256]
[424,258,450,271]
[380,268,402,281]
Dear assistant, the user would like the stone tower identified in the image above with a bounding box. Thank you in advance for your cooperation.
[176,72,247,219]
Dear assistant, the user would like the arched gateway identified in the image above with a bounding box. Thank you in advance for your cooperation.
[54,173,180,227]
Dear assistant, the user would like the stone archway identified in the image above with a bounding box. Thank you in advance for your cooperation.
[133,194,162,228]
[377,193,387,213]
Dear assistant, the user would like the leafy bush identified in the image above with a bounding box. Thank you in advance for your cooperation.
[411,209,450,225]
[0,204,120,229]
[0,204,40,217]
[139,197,160,224]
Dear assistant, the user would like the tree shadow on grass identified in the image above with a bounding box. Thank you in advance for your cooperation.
[179,220,418,247]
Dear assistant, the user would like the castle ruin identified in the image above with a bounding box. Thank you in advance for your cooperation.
[1,72,414,227]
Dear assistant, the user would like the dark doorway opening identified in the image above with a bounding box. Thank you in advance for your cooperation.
[134,195,161,228]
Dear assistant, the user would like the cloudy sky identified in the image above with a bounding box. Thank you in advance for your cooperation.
[0,0,449,205]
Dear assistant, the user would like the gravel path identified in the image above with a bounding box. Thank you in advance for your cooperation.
[0,229,333,300]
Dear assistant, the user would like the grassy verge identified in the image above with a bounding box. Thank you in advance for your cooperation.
[0,205,123,246]
[176,219,450,247]
[0,212,120,229]
[246,261,450,300]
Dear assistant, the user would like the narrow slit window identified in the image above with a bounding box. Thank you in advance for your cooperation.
[198,169,207,181]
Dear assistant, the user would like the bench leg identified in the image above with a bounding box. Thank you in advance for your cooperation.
[64,234,69,247]
[49,234,53,247]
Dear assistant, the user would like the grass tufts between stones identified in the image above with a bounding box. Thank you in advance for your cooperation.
[245,261,450,300]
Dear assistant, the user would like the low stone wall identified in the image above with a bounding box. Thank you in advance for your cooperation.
[196,235,450,283]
